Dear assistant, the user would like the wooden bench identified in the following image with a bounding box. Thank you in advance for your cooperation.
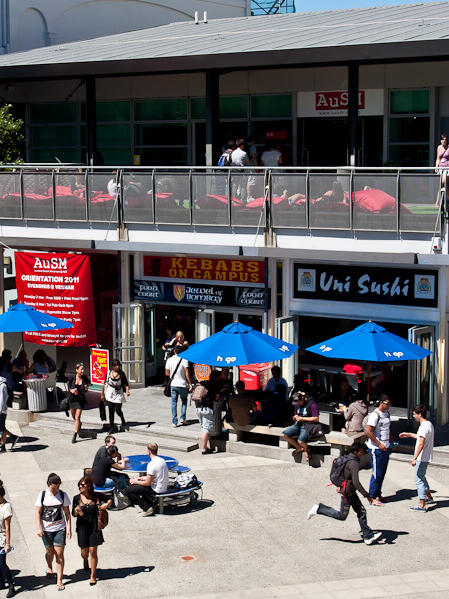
[324,431,367,456]
[223,422,330,451]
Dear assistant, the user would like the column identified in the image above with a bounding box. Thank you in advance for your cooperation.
[347,63,359,167]
[85,77,97,166]
[205,70,220,166]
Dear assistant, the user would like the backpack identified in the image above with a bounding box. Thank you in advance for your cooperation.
[174,472,198,490]
[329,454,357,488]
[218,150,232,167]
[191,384,209,404]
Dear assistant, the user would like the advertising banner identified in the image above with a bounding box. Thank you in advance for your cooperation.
[297,89,384,117]
[134,280,268,309]
[15,252,97,346]
[90,348,109,387]
[293,264,438,308]
[143,256,265,285]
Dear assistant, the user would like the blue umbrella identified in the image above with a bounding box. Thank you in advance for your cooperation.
[0,303,74,333]
[306,321,431,362]
[179,321,298,367]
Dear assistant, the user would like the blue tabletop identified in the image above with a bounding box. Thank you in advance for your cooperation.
[125,454,178,472]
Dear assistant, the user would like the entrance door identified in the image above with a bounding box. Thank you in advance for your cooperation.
[112,303,145,387]
[408,326,436,421]
[275,316,298,386]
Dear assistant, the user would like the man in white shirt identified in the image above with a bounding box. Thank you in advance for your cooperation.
[165,346,192,427]
[261,145,283,167]
[399,405,435,512]
[365,394,393,506]
[124,442,169,517]
[230,139,249,167]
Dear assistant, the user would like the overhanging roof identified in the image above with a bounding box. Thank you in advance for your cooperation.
[1,2,449,80]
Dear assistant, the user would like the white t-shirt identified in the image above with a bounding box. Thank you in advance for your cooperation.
[261,149,281,166]
[35,490,70,532]
[107,178,118,196]
[0,502,12,547]
[165,356,189,388]
[415,420,434,462]
[366,408,390,449]
[231,147,248,167]
[147,456,169,493]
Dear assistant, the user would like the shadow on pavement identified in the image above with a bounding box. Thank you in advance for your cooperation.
[321,529,409,545]
[427,499,449,511]
[13,436,38,443]
[95,565,154,580]
[161,498,214,516]
[12,444,48,452]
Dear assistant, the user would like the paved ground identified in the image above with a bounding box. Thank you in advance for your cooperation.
[1,404,449,599]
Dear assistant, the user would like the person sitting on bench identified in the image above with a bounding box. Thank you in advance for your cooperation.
[92,445,127,490]
[281,390,322,461]
[124,442,168,517]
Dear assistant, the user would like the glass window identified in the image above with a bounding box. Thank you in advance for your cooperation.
[191,98,205,120]
[96,101,130,122]
[389,117,430,143]
[30,148,79,163]
[135,147,187,166]
[30,103,78,123]
[31,126,78,147]
[97,147,132,166]
[251,95,292,118]
[388,144,429,166]
[134,99,187,121]
[97,124,131,146]
[134,123,187,145]
[220,97,247,119]
[390,90,429,114]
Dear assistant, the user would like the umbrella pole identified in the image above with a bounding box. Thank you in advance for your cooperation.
[367,362,371,403]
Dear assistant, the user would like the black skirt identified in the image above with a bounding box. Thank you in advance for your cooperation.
[77,524,104,548]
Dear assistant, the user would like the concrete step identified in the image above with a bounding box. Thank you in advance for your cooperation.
[227,440,332,468]
[27,419,199,453]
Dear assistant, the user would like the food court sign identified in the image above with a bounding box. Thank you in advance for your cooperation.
[143,256,264,285]
[293,264,438,308]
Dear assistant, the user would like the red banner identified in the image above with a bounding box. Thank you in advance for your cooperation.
[143,256,265,284]
[15,252,96,347]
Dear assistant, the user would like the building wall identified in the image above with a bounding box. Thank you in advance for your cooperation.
[3,0,249,53]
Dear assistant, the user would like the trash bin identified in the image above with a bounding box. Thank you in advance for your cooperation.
[23,375,48,412]
[238,362,271,391]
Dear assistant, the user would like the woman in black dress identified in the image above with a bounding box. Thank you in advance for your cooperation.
[72,477,111,586]
[68,363,90,444]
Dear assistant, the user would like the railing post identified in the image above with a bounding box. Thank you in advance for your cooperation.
[19,169,24,219]
[85,168,90,222]
[118,169,123,227]
[51,169,56,221]
[189,168,193,226]
[151,169,156,224]
[228,169,232,226]
[305,169,310,229]
[349,168,354,231]
[396,169,401,234]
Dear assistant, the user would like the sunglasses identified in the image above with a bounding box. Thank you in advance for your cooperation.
[78,483,86,488]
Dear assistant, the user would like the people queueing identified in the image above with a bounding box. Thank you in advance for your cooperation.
[72,476,111,585]
[67,362,90,444]
[365,394,393,506]
[100,359,130,434]
[0,480,15,597]
[165,346,193,427]
[307,442,382,545]
[35,473,72,591]
[399,405,435,512]
[124,442,168,516]
[281,390,322,461]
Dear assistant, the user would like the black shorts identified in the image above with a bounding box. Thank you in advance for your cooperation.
[0,413,7,433]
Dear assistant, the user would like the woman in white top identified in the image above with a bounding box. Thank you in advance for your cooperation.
[100,359,130,434]
[35,473,71,591]
[0,480,15,597]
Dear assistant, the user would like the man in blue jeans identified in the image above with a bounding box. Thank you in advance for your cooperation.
[165,346,193,427]
[399,404,435,512]
[365,394,393,506]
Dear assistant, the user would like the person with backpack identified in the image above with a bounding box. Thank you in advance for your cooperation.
[165,346,193,427]
[217,140,235,167]
[306,442,382,545]
[191,371,222,455]
[35,473,71,591]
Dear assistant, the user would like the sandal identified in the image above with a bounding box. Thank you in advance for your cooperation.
[57,584,65,591]
[371,501,385,507]
[45,570,55,578]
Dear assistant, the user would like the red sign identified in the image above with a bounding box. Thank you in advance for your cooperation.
[90,348,109,386]
[266,130,288,140]
[143,256,264,284]
[15,252,96,347]
[315,91,365,111]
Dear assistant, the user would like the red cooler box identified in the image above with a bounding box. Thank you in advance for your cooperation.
[238,362,271,391]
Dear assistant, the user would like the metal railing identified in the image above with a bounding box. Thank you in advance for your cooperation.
[0,165,444,235]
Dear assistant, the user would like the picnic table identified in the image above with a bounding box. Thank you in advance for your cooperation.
[124,454,178,476]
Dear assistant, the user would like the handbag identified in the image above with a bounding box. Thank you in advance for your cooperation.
[59,396,70,413]
[98,400,107,421]
[97,499,109,530]
[163,358,182,397]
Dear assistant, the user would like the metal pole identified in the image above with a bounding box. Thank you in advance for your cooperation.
[85,77,97,167]
[205,70,219,167]
[348,63,359,167]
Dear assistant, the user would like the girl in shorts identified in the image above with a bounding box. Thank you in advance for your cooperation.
[0,480,15,597]
[35,473,71,591]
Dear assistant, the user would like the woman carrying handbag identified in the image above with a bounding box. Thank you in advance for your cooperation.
[72,476,111,586]
[100,359,130,434]
[67,363,90,444]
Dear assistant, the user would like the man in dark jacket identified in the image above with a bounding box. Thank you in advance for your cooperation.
[281,391,322,461]
[306,442,382,545]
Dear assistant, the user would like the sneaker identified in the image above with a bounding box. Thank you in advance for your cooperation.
[9,435,18,449]
[180,420,186,426]
[141,506,154,517]
[172,423,178,428]
[364,531,382,545]
[307,504,319,520]
[410,505,427,512]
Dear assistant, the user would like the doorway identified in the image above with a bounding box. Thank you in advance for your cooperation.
[408,326,436,421]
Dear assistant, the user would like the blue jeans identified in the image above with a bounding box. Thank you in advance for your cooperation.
[368,447,390,499]
[415,461,430,499]
[0,551,12,584]
[282,423,308,442]
[171,386,188,425]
